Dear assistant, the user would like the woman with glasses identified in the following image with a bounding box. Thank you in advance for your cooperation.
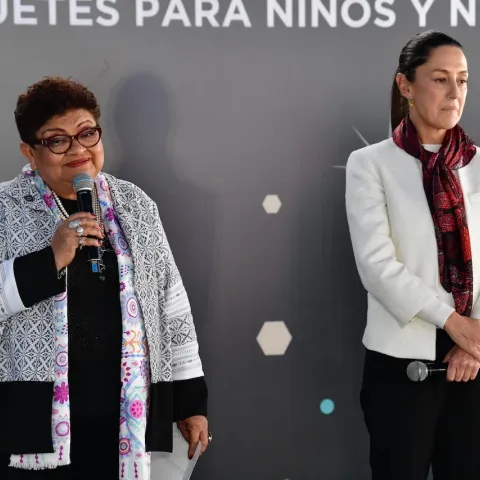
[0,76,210,479]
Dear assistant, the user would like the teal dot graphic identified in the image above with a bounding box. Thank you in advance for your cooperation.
[320,398,335,415]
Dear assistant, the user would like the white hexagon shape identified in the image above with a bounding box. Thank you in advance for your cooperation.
[262,194,282,214]
[256,321,292,356]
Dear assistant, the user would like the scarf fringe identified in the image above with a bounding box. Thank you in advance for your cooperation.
[10,458,71,470]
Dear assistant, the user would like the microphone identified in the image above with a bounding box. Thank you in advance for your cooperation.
[72,173,102,274]
[406,360,447,382]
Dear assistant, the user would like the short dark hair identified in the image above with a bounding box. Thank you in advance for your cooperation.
[14,76,101,144]
[390,31,464,131]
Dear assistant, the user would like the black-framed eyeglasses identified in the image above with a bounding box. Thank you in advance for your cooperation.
[31,126,102,154]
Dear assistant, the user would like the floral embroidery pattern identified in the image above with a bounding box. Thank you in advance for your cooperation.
[54,383,69,404]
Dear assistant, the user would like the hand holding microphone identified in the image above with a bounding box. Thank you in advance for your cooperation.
[407,345,480,383]
[51,212,103,271]
[51,173,104,272]
[443,345,480,382]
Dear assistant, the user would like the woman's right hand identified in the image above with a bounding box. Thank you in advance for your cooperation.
[51,212,103,271]
[444,311,480,363]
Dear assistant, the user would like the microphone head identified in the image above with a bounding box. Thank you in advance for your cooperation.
[406,360,428,382]
[72,173,94,193]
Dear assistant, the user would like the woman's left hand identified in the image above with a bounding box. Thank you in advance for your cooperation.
[177,415,209,459]
[444,345,480,382]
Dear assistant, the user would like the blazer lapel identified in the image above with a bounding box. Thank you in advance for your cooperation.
[459,150,480,311]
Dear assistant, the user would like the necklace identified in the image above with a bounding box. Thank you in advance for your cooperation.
[52,186,105,237]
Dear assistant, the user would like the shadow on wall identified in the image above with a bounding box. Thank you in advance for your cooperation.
[107,70,216,363]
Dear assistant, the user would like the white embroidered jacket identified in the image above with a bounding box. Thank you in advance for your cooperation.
[0,171,204,384]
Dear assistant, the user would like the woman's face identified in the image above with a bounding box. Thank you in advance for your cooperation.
[21,109,104,197]
[397,45,468,138]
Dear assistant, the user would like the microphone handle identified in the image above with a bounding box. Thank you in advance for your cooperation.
[428,367,447,373]
[427,363,448,376]
[76,189,102,273]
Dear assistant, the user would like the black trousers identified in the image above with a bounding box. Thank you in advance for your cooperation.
[0,414,120,480]
[361,329,480,480]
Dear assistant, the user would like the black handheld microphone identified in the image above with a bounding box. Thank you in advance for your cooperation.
[72,173,102,273]
[406,360,447,382]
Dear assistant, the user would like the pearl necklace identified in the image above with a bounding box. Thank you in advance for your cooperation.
[52,186,105,237]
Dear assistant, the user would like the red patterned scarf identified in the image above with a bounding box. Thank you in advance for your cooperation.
[392,116,476,316]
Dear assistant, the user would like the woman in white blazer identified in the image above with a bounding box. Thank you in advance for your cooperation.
[346,31,480,480]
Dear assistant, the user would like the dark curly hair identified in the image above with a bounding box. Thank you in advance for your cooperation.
[14,76,101,144]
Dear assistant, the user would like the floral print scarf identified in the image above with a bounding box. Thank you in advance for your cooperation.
[10,169,151,479]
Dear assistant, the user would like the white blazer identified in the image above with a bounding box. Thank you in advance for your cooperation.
[345,137,480,360]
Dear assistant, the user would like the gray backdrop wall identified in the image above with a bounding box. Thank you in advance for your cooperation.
[0,1,479,478]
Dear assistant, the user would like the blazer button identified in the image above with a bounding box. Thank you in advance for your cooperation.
[24,195,34,202]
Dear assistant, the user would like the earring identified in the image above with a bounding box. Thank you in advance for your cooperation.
[408,96,414,107]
